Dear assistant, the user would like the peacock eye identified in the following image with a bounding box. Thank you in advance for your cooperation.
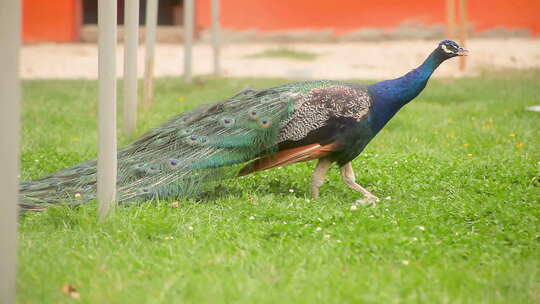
[169,159,179,166]
[259,118,272,128]
[248,109,259,119]
[221,117,235,126]
[441,44,455,54]
[189,135,198,141]
[199,136,208,143]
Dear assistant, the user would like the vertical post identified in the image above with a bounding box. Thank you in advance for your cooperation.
[123,0,140,136]
[211,0,220,75]
[458,0,467,71]
[0,0,20,302]
[446,0,456,39]
[143,0,158,107]
[97,0,118,222]
[184,0,194,83]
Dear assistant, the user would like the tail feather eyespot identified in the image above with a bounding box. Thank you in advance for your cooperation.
[220,117,236,127]
[169,159,179,167]
[248,108,260,119]
[259,118,272,128]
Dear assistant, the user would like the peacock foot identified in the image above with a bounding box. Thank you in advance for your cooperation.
[355,195,379,206]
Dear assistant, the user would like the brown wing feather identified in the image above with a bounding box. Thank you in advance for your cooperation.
[238,142,338,176]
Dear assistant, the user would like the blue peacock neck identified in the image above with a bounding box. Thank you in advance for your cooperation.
[367,49,446,133]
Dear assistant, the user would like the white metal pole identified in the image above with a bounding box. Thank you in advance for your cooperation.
[184,0,194,83]
[97,0,118,222]
[0,0,21,302]
[446,0,456,39]
[458,0,467,71]
[123,0,140,136]
[143,0,158,107]
[211,0,220,75]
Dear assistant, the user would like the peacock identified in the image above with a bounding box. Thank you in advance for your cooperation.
[19,40,468,211]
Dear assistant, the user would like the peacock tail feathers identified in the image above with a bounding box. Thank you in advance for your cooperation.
[20,81,339,210]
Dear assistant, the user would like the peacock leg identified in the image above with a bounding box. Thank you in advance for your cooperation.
[340,162,379,205]
[311,158,333,199]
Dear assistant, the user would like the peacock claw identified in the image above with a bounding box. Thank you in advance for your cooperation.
[355,195,379,206]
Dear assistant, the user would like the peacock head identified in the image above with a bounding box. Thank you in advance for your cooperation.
[436,40,469,59]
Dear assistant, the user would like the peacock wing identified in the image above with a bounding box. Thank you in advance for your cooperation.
[240,83,373,175]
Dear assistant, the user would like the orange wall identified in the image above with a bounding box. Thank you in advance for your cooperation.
[196,0,540,36]
[23,0,81,43]
[21,0,540,43]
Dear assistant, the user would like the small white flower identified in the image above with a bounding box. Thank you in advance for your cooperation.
[305,199,311,202]
[74,193,81,198]
[332,222,336,225]
[336,239,342,243]
[350,205,358,211]
[289,189,294,193]
[411,237,418,241]
[283,221,287,225]
[385,196,392,200]
[402,260,410,266]
[248,215,255,220]
[368,215,374,218]
[164,236,174,240]
[393,161,398,165]
[417,225,426,231]
[316,227,322,232]
[323,234,331,240]
[187,226,193,231]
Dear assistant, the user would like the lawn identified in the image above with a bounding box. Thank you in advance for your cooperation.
[18,70,539,303]
[246,48,320,61]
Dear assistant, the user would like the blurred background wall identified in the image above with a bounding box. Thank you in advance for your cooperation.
[22,0,540,44]
[195,0,539,34]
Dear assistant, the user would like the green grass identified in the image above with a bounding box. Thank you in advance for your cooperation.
[246,48,319,61]
[19,71,540,303]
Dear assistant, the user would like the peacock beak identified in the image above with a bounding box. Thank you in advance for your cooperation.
[457,47,469,56]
